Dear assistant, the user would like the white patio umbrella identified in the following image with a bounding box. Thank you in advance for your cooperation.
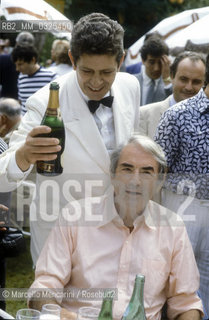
[166,13,209,48]
[1,0,72,41]
[125,6,209,66]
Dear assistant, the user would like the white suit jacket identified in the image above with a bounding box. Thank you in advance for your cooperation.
[139,96,170,139]
[0,71,140,263]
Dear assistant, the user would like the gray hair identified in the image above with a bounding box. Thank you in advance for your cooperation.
[16,32,35,46]
[51,39,71,65]
[110,134,167,175]
[0,98,21,118]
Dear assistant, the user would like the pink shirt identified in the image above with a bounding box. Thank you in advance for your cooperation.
[31,193,203,320]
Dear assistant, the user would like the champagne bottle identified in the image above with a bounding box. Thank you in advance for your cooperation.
[36,82,65,176]
[98,290,114,320]
[121,274,146,320]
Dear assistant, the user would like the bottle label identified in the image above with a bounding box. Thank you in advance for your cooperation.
[37,162,55,173]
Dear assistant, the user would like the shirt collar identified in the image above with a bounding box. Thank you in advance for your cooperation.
[112,200,156,231]
[198,88,209,113]
[134,202,156,230]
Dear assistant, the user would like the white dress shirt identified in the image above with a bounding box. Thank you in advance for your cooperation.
[141,66,160,106]
[76,76,116,155]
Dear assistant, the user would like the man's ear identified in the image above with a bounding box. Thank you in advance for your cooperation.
[0,114,7,125]
[0,115,8,137]
[68,50,76,70]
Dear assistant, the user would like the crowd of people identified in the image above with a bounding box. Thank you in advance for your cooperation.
[0,11,208,320]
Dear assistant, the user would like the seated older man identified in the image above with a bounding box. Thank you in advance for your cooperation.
[29,135,203,320]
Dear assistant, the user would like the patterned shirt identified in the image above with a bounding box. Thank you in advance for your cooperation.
[155,88,209,200]
[0,138,7,154]
[18,67,57,114]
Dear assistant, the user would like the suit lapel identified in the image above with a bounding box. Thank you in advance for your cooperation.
[159,96,170,117]
[137,73,143,105]
[62,72,110,173]
[111,81,133,147]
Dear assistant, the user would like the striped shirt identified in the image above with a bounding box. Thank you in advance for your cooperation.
[18,67,57,114]
[0,138,7,154]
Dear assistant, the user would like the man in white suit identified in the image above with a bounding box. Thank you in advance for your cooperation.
[0,13,140,264]
[139,51,206,138]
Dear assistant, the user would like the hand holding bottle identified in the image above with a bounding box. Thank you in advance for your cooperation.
[15,125,61,172]
[16,82,65,175]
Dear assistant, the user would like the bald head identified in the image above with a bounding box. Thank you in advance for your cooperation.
[0,98,21,118]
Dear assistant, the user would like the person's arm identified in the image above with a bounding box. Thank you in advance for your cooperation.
[166,225,203,319]
[176,309,201,320]
[28,217,74,315]
[0,90,60,190]
[154,108,179,169]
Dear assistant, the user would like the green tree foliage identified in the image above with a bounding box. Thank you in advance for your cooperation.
[64,0,209,48]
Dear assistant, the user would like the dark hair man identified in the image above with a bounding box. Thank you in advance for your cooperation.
[126,31,164,75]
[0,13,140,265]
[139,51,206,138]
[11,45,57,114]
[135,37,172,105]
[0,32,35,100]
[155,52,209,319]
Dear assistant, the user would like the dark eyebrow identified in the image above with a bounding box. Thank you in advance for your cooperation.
[141,166,154,172]
[119,162,134,168]
[119,163,154,172]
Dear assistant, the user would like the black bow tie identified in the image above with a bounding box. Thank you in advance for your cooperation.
[88,96,114,113]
